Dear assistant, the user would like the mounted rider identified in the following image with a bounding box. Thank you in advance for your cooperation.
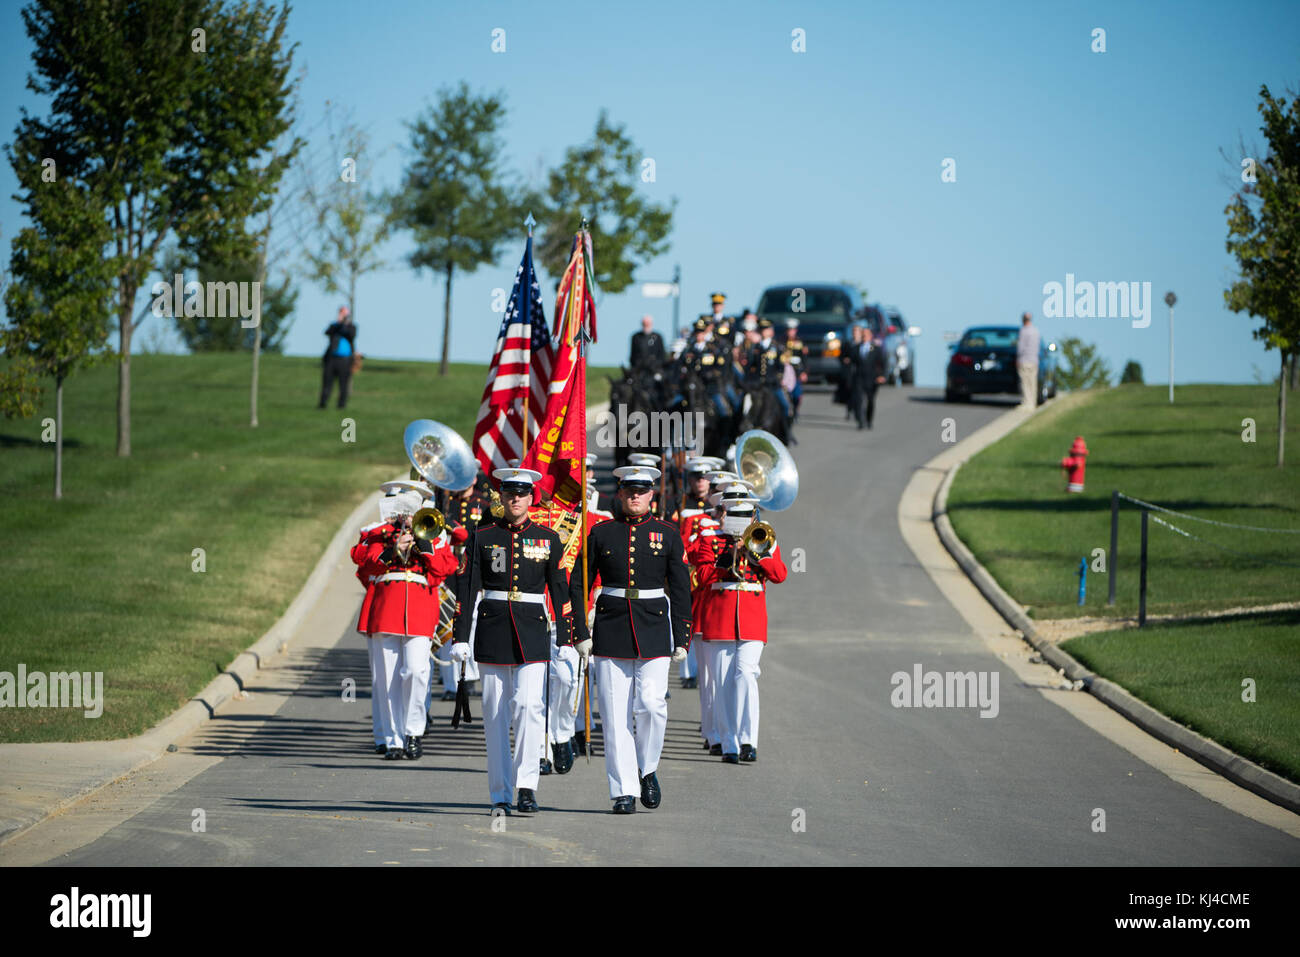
[744,317,792,423]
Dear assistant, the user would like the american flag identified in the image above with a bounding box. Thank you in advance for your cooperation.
[472,236,553,475]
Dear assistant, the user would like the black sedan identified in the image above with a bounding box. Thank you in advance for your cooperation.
[944,326,1058,404]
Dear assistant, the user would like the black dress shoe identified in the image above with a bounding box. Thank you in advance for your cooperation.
[441,689,456,701]
[740,744,757,762]
[553,739,575,774]
[403,735,422,760]
[702,742,711,751]
[539,758,553,775]
[374,744,387,754]
[612,796,636,815]
[574,731,587,756]
[640,771,661,809]
[709,743,722,757]
[492,802,511,816]
[516,788,539,814]
[385,747,404,760]
[722,752,740,764]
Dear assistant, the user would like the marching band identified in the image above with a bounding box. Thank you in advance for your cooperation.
[348,294,800,817]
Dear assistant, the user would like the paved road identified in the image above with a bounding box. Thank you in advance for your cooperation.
[15,388,1300,865]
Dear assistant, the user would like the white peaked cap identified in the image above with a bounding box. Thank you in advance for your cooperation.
[613,465,661,486]
[627,453,660,467]
[494,467,543,487]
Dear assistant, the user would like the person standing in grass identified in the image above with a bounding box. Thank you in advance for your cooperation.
[1016,311,1040,409]
[320,306,356,409]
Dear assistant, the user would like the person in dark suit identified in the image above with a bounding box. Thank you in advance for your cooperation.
[319,306,356,409]
[628,315,665,376]
[849,325,887,429]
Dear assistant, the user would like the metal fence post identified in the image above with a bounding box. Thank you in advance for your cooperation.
[1138,509,1149,627]
[1109,489,1118,606]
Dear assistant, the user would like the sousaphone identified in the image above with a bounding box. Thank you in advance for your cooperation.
[732,429,798,512]
[403,419,477,492]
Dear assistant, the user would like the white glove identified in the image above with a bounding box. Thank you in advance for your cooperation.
[449,642,471,662]
[575,639,593,661]
[671,646,688,663]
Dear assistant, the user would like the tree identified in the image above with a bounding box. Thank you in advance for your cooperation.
[298,106,388,360]
[1056,337,1113,391]
[1120,360,1144,384]
[536,111,675,294]
[1225,85,1300,467]
[1,179,116,499]
[11,0,299,456]
[391,83,520,375]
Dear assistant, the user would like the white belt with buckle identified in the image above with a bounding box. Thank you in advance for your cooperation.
[600,587,666,600]
[481,589,546,604]
[711,582,763,592]
[376,572,428,585]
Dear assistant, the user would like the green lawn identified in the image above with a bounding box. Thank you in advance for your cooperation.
[0,354,613,742]
[1063,610,1300,784]
[947,384,1299,783]
[947,384,1300,621]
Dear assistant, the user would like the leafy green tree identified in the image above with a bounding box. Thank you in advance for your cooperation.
[11,0,299,456]
[1,179,116,498]
[1056,337,1113,391]
[391,83,521,375]
[536,111,675,293]
[1225,85,1300,467]
[1120,360,1144,384]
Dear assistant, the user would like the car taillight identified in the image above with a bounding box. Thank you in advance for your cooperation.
[887,325,898,334]
[951,353,974,367]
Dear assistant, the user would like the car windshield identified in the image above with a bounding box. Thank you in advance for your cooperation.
[960,328,1019,349]
[757,287,853,319]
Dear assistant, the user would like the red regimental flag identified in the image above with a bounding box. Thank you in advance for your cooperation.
[521,231,594,507]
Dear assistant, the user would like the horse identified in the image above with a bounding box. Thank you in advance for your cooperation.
[606,368,659,469]
[733,383,790,446]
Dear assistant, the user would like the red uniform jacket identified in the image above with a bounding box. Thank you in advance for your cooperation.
[689,536,787,642]
[351,524,385,635]
[355,524,459,638]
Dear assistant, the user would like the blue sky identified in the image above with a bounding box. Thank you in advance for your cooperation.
[3,0,1298,386]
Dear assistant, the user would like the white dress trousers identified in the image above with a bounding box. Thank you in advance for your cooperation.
[714,639,764,754]
[594,656,670,799]
[697,639,726,747]
[678,641,698,680]
[548,644,581,746]
[480,661,547,805]
[399,636,433,738]
[369,635,403,749]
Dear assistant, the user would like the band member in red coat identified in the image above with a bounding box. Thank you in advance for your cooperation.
[356,490,459,760]
[352,508,389,754]
[690,485,787,764]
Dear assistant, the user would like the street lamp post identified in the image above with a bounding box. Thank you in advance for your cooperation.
[1165,291,1176,404]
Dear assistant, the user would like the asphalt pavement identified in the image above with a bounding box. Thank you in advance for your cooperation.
[8,387,1299,866]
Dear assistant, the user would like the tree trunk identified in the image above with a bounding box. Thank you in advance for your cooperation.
[54,373,64,501]
[440,261,453,376]
[1290,352,1298,391]
[116,298,133,456]
[1277,351,1288,468]
[251,219,271,428]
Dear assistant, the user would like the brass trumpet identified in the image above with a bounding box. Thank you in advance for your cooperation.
[412,506,445,541]
[731,520,775,575]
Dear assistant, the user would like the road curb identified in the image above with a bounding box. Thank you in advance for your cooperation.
[930,407,1300,817]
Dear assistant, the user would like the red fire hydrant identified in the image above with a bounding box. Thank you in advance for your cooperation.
[1060,436,1088,493]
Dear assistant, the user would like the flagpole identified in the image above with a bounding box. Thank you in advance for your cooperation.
[578,221,593,762]
[521,213,538,453]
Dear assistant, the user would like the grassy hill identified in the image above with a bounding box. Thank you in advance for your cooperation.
[0,354,613,742]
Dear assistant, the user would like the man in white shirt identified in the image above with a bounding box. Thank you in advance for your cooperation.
[1016,312,1040,409]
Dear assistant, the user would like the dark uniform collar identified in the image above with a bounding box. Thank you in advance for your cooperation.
[499,516,532,532]
[622,511,653,526]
